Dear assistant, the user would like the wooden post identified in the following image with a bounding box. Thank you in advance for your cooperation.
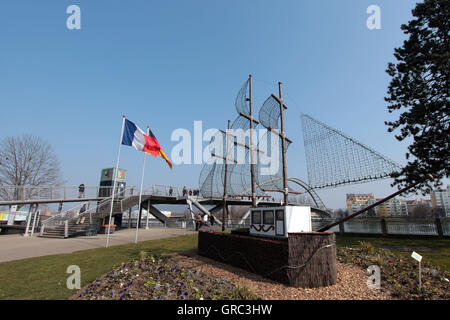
[435,218,444,237]
[338,222,345,234]
[380,218,388,235]
[248,75,256,208]
[222,120,231,232]
[278,82,288,206]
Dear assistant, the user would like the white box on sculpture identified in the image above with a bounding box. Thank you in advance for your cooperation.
[249,206,312,238]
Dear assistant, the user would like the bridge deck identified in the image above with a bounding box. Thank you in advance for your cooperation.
[0,195,330,218]
[0,198,105,206]
[0,196,280,207]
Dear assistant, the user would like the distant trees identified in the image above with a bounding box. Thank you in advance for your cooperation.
[385,0,449,192]
[334,209,350,219]
[410,204,433,218]
[0,134,63,201]
[432,207,446,217]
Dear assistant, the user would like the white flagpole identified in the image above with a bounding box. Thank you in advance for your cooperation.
[106,115,126,248]
[135,126,149,244]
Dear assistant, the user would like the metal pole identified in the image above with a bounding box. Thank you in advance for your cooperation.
[145,199,151,230]
[248,75,256,208]
[222,120,230,232]
[106,115,126,248]
[278,82,288,206]
[30,209,38,237]
[135,126,149,242]
[419,260,422,289]
[24,203,33,237]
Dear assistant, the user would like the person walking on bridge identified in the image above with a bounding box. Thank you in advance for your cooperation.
[78,183,85,198]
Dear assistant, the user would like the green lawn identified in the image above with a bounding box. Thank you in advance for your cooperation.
[1,233,448,300]
[336,234,450,271]
[0,234,198,300]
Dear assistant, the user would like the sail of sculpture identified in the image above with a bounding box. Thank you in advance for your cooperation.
[301,114,402,189]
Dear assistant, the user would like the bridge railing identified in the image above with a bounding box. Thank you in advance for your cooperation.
[0,184,193,203]
[312,217,450,237]
[0,185,141,202]
[42,197,113,228]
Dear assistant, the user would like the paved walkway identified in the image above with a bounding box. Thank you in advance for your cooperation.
[0,228,196,263]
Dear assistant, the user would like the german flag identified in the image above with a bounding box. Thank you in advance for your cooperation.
[148,129,172,170]
[158,149,173,170]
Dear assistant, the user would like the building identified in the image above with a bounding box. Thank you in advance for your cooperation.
[405,198,433,217]
[376,198,409,217]
[346,193,375,210]
[346,193,376,217]
[346,193,408,217]
[430,185,450,217]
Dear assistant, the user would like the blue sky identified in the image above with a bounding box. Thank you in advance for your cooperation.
[1,0,434,209]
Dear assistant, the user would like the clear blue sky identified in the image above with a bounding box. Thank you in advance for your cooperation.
[2,0,435,209]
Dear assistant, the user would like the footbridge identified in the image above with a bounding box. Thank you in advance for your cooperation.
[0,183,331,238]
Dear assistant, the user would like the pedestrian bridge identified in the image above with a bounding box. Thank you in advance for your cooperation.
[0,183,332,238]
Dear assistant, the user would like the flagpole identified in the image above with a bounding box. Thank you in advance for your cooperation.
[106,115,126,248]
[135,126,149,244]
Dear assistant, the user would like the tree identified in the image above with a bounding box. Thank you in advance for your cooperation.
[0,134,63,201]
[411,204,432,218]
[385,0,449,193]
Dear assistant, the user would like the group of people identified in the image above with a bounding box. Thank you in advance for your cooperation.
[182,186,200,197]
[167,186,201,197]
[194,213,215,231]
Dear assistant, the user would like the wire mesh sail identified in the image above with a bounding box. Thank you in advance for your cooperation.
[301,114,402,189]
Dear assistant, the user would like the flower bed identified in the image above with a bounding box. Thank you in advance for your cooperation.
[337,242,450,300]
[71,254,259,300]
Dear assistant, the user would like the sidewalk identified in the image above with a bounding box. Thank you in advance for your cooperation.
[0,228,196,263]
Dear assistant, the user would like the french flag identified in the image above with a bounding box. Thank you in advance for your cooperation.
[122,119,161,157]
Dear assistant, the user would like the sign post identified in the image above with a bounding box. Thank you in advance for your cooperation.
[411,251,422,289]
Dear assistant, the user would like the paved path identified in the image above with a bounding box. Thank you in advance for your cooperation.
[0,228,196,263]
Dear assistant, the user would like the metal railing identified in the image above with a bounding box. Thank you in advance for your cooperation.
[0,185,138,202]
[40,198,114,238]
[42,202,89,227]
[312,217,450,237]
[0,184,193,203]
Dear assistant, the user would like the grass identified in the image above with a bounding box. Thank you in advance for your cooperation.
[336,234,450,271]
[1,232,448,300]
[0,234,198,300]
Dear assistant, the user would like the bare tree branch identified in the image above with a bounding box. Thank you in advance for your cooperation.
[0,134,64,201]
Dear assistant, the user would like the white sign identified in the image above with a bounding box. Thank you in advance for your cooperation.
[411,251,422,262]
